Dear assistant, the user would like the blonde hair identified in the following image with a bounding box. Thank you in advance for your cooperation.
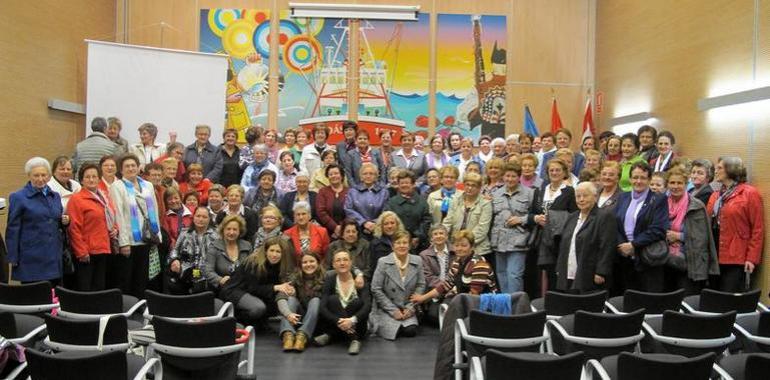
[218,214,246,239]
[519,153,539,167]
[226,184,245,198]
[452,229,475,246]
[373,211,405,238]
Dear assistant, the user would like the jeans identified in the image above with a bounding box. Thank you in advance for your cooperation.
[236,293,267,321]
[495,251,527,293]
[280,297,320,337]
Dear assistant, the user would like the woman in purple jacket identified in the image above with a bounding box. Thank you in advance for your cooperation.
[344,162,389,240]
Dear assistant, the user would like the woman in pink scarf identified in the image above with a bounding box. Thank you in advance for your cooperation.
[665,168,719,294]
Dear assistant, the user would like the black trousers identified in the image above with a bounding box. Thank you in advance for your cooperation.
[75,254,108,291]
[111,245,151,297]
[719,264,749,293]
[617,256,665,293]
[322,295,368,341]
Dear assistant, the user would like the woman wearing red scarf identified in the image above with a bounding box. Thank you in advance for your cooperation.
[664,168,719,294]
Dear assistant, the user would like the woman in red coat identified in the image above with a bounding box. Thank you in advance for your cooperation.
[179,163,213,206]
[162,187,193,250]
[67,163,119,291]
[706,156,764,292]
[316,164,349,239]
[284,201,330,264]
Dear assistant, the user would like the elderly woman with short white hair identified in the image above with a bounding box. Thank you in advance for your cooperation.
[278,170,317,229]
[284,201,330,263]
[6,157,66,284]
[241,143,279,193]
[555,181,617,293]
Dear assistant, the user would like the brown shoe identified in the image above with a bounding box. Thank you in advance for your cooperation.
[282,332,295,352]
[293,332,308,352]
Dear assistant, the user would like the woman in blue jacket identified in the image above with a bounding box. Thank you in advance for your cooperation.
[6,157,65,283]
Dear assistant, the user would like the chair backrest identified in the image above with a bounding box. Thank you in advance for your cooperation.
[145,290,215,318]
[153,315,236,348]
[0,311,18,338]
[757,312,770,338]
[616,352,715,380]
[25,347,128,380]
[543,291,606,316]
[661,310,737,339]
[699,289,760,314]
[469,310,546,339]
[624,289,684,314]
[0,281,52,306]
[574,308,645,338]
[56,286,123,315]
[485,350,584,380]
[44,314,128,346]
[746,353,770,380]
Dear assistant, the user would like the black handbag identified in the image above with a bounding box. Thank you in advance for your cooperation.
[137,203,160,245]
[639,240,669,267]
[61,232,75,275]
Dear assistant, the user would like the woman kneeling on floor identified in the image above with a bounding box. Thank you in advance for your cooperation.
[220,236,295,325]
[317,250,371,355]
[370,230,426,340]
[278,252,325,352]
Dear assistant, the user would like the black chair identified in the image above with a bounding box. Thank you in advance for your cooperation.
[0,311,47,346]
[546,308,645,360]
[56,287,146,324]
[149,316,255,380]
[642,310,736,357]
[454,310,547,380]
[20,347,162,380]
[0,281,58,314]
[530,290,607,319]
[682,289,763,317]
[716,353,770,380]
[734,311,770,353]
[605,289,685,316]
[469,350,584,380]
[586,352,716,380]
[143,290,232,323]
[43,314,130,352]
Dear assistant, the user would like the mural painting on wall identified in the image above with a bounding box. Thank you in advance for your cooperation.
[352,13,430,144]
[437,14,507,140]
[200,9,272,142]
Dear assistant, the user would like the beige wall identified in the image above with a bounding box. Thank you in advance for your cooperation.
[0,1,116,231]
[596,0,770,300]
[115,0,595,139]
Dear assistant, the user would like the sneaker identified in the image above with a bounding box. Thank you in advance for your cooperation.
[348,339,361,355]
[313,333,331,347]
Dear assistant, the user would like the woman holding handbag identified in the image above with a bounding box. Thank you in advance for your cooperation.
[110,154,162,297]
[67,163,119,291]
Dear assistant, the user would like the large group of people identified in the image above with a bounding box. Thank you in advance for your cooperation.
[4,117,765,355]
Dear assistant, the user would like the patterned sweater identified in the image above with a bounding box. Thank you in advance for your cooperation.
[435,254,497,296]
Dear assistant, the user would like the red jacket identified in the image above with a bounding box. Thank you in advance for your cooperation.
[315,186,349,237]
[283,223,330,264]
[67,189,117,258]
[179,179,212,206]
[162,206,193,249]
[706,183,764,265]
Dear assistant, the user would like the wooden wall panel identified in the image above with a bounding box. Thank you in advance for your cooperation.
[0,0,116,231]
[596,0,770,300]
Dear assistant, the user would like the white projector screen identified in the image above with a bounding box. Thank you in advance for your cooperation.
[86,40,228,146]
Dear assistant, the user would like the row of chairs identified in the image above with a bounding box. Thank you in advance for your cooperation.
[453,288,770,380]
[0,281,255,380]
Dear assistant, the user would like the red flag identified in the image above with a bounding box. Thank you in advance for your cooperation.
[550,98,563,134]
[581,99,594,143]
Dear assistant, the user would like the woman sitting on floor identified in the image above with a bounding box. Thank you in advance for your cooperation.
[316,250,371,355]
[221,236,296,325]
[277,252,325,353]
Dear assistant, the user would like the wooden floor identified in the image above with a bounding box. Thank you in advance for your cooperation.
[250,324,440,379]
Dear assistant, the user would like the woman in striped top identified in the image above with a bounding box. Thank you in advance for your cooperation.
[410,229,497,304]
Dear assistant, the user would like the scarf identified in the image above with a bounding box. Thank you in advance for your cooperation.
[123,177,160,243]
[358,147,372,163]
[427,152,448,169]
[712,183,738,224]
[667,194,689,255]
[440,187,456,213]
[90,189,117,233]
[654,151,673,172]
[249,159,269,186]
[623,189,648,241]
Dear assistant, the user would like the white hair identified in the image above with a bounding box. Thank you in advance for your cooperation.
[491,137,506,147]
[295,170,311,180]
[575,181,598,197]
[292,200,311,213]
[506,133,520,142]
[25,157,51,175]
[253,143,268,153]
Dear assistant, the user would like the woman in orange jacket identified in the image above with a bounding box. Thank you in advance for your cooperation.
[67,163,119,291]
[283,201,330,264]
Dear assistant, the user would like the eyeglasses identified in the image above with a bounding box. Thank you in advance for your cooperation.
[262,215,278,220]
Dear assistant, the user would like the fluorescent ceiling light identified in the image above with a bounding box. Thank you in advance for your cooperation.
[698,86,770,111]
[609,112,652,126]
[289,3,420,21]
